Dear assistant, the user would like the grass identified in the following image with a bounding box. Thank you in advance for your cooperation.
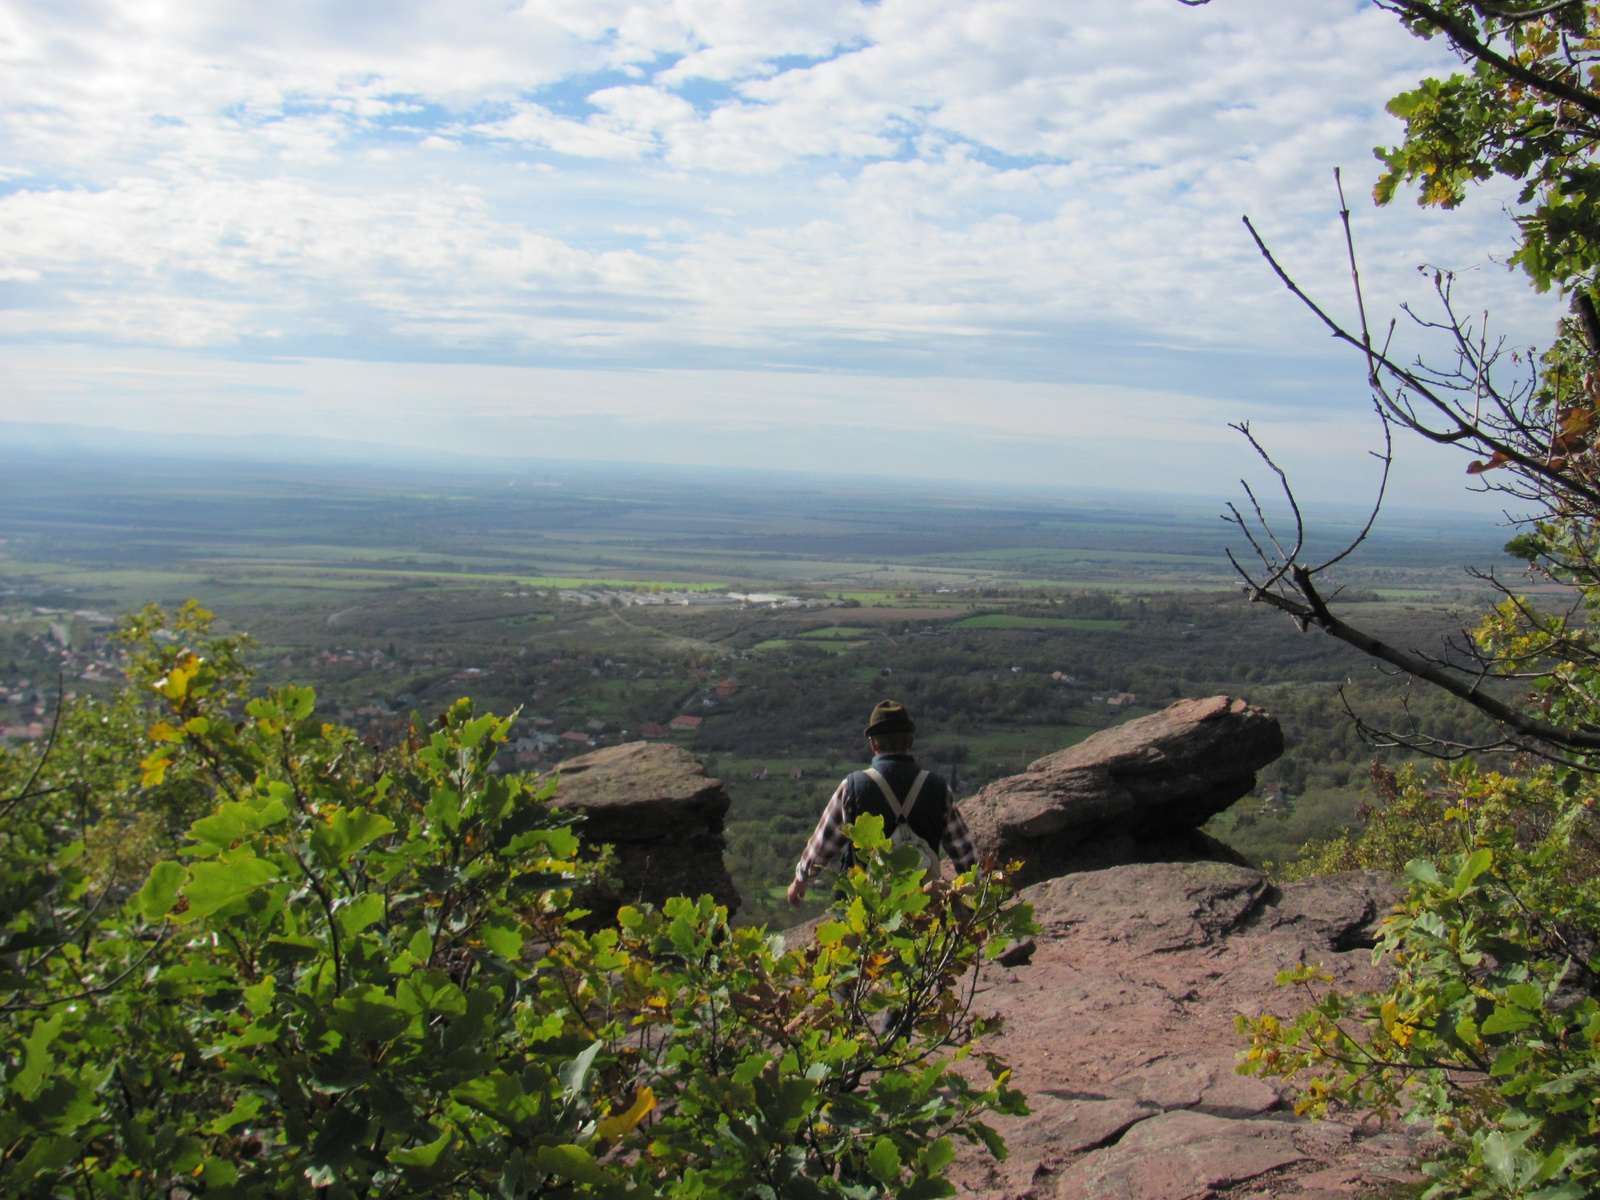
[954,614,1129,631]
[795,626,874,640]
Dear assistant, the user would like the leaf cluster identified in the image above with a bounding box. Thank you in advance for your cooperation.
[0,606,1032,1199]
[1242,764,1600,1199]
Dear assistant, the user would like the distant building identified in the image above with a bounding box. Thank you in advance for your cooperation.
[1051,671,1077,683]
[751,765,769,780]
[715,679,740,697]
[668,715,703,731]
[560,730,592,743]
[788,765,804,780]
[1105,692,1138,710]
[638,723,670,737]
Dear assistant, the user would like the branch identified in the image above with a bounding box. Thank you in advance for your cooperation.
[1271,566,1600,751]
[1383,0,1600,121]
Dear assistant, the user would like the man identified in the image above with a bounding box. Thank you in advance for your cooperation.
[787,700,975,906]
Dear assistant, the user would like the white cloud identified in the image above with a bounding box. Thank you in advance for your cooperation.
[0,0,1561,504]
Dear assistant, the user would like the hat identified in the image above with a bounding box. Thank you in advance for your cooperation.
[864,700,916,737]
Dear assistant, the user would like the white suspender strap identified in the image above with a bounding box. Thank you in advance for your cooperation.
[863,767,930,821]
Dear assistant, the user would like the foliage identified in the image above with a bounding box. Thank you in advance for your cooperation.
[0,605,1031,1199]
[1374,0,1600,293]
[1240,762,1600,1200]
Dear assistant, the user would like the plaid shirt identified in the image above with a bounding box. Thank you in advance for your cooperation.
[795,773,976,883]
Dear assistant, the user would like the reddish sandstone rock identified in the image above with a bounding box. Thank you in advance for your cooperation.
[554,741,740,918]
[945,862,1418,1200]
[960,696,1283,885]
[1052,1110,1305,1200]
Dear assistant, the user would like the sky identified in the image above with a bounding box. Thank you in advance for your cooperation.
[0,0,1562,508]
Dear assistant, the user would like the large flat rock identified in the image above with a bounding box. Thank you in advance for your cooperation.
[961,697,1283,886]
[949,861,1419,1200]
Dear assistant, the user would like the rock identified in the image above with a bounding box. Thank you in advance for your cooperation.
[1108,1056,1280,1119]
[952,857,1429,1200]
[1054,1110,1305,1200]
[961,697,1283,886]
[1022,861,1270,953]
[553,741,740,919]
[1260,871,1404,951]
[968,1094,1157,1193]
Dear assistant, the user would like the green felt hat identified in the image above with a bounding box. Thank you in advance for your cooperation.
[864,700,916,737]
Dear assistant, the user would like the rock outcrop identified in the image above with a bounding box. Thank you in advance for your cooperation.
[961,696,1283,886]
[944,862,1424,1200]
[553,741,740,919]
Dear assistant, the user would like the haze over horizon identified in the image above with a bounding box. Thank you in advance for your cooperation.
[0,0,1555,513]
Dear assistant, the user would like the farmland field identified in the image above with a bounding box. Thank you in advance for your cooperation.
[0,442,1518,925]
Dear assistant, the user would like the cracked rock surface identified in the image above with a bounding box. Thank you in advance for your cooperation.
[946,862,1428,1200]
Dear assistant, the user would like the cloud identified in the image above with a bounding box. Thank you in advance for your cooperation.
[0,0,1561,506]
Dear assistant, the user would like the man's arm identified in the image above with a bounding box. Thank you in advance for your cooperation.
[787,780,849,906]
[942,795,976,874]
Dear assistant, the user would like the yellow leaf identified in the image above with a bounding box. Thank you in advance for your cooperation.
[141,752,170,787]
[594,1087,656,1144]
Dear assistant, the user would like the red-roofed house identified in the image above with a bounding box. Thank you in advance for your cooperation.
[668,715,703,731]
[638,723,670,737]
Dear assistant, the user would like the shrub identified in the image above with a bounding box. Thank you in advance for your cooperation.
[1240,764,1600,1200]
[0,605,1033,1199]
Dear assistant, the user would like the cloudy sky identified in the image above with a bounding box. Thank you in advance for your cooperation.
[0,0,1557,506]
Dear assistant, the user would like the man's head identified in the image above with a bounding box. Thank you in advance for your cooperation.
[865,699,916,754]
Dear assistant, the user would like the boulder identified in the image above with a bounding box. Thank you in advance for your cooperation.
[553,741,740,919]
[960,696,1282,885]
[1053,1110,1305,1200]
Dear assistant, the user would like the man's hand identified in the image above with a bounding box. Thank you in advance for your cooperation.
[786,878,808,907]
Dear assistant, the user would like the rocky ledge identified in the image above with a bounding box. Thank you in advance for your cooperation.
[553,741,741,919]
[962,696,1284,887]
[947,861,1425,1200]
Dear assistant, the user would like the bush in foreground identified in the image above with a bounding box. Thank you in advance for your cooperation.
[0,604,1033,1199]
[1240,764,1600,1200]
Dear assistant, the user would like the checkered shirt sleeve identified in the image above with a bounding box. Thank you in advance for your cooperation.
[795,781,851,883]
[794,779,978,882]
[942,801,977,874]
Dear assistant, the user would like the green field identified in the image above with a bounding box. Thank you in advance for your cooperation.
[954,614,1129,631]
[0,449,1518,926]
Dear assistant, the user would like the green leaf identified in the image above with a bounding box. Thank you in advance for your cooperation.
[11,1013,63,1100]
[330,985,413,1043]
[866,1136,901,1185]
[1451,847,1492,894]
[178,857,279,920]
[559,1040,602,1099]
[188,798,290,850]
[480,919,523,959]
[136,859,187,920]
[452,1074,541,1128]
[390,1128,452,1168]
[537,1143,623,1189]
[1482,1006,1536,1035]
[336,892,386,937]
[1505,982,1543,1010]
[310,807,396,867]
[920,1137,956,1174]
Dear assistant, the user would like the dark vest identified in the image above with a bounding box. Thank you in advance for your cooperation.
[840,754,950,868]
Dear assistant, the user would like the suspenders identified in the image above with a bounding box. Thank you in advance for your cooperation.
[862,767,930,825]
